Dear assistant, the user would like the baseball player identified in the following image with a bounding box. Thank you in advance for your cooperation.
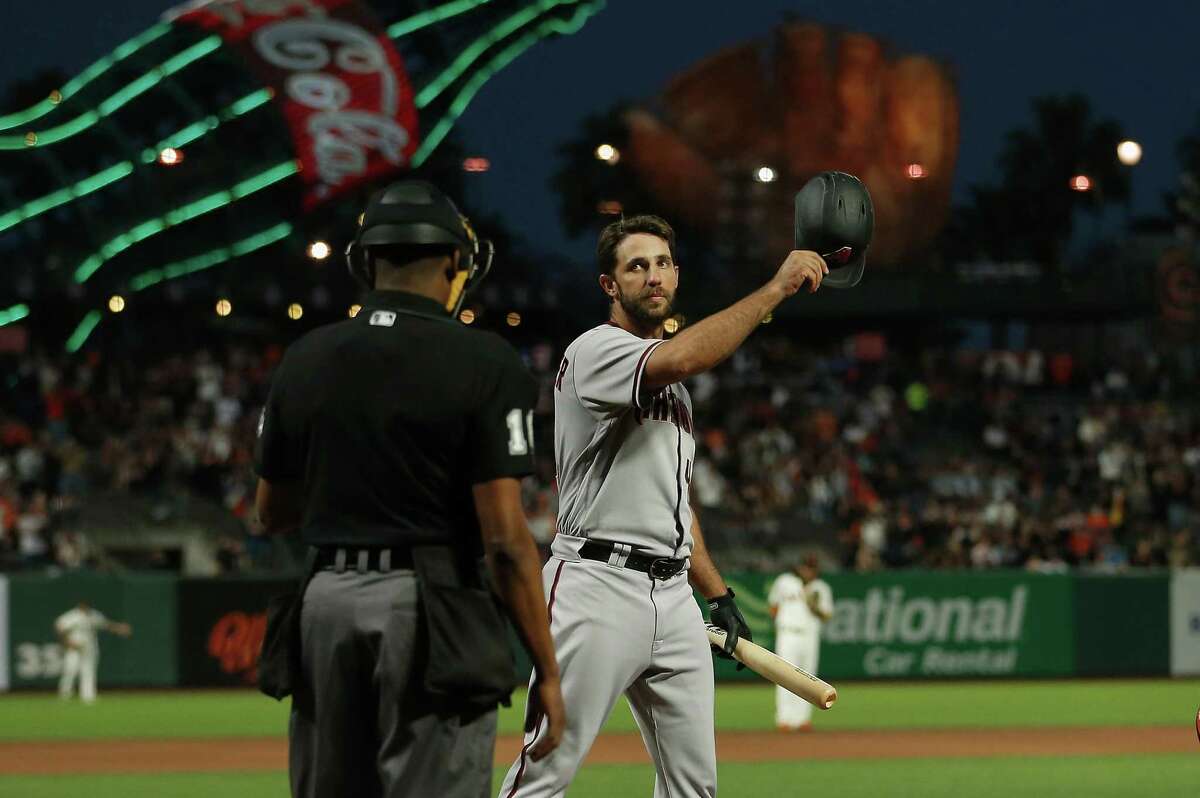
[54,601,132,703]
[768,554,833,730]
[498,215,829,797]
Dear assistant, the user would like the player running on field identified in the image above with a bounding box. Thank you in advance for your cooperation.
[498,215,829,797]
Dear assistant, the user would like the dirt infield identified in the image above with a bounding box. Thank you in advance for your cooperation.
[5,726,1192,775]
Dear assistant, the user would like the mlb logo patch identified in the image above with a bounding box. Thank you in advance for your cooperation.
[370,311,397,327]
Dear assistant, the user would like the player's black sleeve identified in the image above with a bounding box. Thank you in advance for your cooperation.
[470,343,538,484]
[254,363,303,481]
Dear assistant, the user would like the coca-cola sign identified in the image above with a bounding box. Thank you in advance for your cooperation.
[170,0,418,209]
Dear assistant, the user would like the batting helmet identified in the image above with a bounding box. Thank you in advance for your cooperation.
[345,180,493,317]
[794,171,874,289]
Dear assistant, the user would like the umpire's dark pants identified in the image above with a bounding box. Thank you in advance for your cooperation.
[290,567,497,798]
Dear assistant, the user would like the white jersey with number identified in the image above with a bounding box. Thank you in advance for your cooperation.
[552,322,696,559]
[769,574,834,636]
[54,608,108,653]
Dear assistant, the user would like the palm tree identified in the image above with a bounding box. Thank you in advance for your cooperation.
[947,94,1129,270]
[1168,112,1200,239]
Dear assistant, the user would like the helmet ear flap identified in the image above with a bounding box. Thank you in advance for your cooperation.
[445,213,493,316]
[345,238,374,289]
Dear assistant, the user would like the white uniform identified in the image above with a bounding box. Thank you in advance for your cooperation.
[54,607,108,703]
[768,574,833,728]
[499,323,715,798]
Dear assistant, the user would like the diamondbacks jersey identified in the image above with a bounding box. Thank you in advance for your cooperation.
[769,574,834,635]
[553,323,696,558]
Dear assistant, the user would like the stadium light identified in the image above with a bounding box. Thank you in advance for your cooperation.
[1117,140,1142,166]
[754,166,777,183]
[215,298,232,317]
[595,143,619,164]
[463,157,491,172]
[288,303,304,320]
[307,240,331,260]
[107,295,125,313]
[905,163,928,179]
[1069,174,1093,192]
[158,147,183,166]
[459,309,476,324]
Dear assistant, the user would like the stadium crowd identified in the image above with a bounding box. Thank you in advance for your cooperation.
[0,346,273,571]
[1,331,1196,573]
[684,335,1199,572]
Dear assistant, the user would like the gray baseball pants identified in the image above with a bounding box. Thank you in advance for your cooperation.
[290,567,497,798]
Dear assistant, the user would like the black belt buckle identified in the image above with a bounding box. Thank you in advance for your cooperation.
[649,557,683,580]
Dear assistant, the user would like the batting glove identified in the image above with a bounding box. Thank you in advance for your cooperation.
[708,588,752,669]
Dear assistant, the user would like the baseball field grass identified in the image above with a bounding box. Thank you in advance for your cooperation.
[3,680,1198,797]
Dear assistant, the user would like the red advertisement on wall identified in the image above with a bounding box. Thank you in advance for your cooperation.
[178,578,291,686]
[170,0,419,209]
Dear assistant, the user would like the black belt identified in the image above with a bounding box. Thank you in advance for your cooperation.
[579,539,686,580]
[314,546,414,572]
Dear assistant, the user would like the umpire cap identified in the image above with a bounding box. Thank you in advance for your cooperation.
[794,171,874,289]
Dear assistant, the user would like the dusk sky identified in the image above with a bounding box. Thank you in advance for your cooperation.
[4,1,1199,264]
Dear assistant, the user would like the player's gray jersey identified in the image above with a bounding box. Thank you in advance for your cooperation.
[552,323,696,558]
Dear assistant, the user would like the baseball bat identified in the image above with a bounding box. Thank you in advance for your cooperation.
[706,625,837,710]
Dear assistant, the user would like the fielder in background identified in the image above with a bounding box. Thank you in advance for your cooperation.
[769,554,833,731]
[498,215,829,798]
[54,601,133,703]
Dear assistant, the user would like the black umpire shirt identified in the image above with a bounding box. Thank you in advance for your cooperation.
[253,290,537,550]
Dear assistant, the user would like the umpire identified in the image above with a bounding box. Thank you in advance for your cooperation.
[254,180,565,798]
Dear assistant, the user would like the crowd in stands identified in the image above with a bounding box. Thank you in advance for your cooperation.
[1,330,1197,573]
[682,336,1199,572]
[0,347,275,571]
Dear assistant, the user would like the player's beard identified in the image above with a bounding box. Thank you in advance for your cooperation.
[619,287,675,328]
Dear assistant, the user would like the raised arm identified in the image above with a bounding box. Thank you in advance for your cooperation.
[643,250,827,389]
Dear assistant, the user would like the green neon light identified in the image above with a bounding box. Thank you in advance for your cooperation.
[141,118,216,162]
[387,0,492,38]
[0,88,272,233]
[0,304,30,327]
[65,311,102,353]
[416,0,577,109]
[0,161,134,234]
[129,222,292,291]
[0,24,170,132]
[74,160,298,283]
[2,36,222,150]
[227,88,273,118]
[414,0,604,166]
[97,70,161,117]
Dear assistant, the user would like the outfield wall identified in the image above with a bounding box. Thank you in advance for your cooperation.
[3,568,1197,689]
[1171,569,1200,676]
[5,572,177,690]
